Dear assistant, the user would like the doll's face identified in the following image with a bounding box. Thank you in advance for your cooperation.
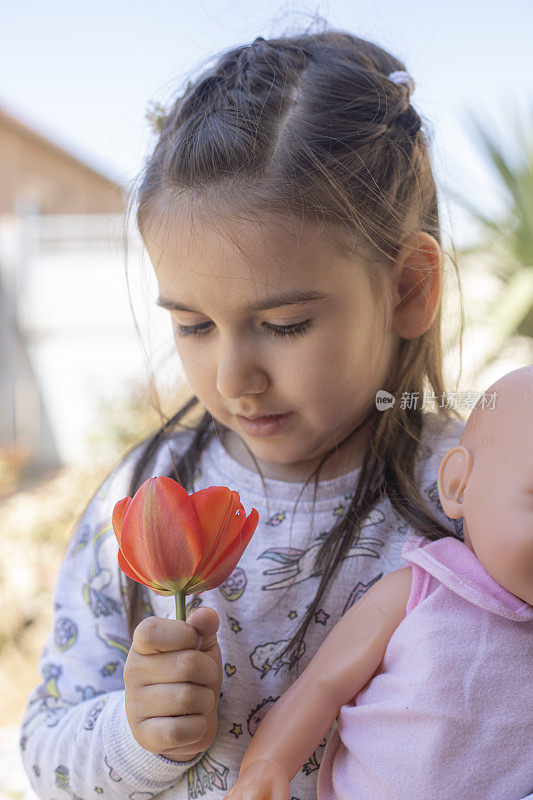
[460,384,533,604]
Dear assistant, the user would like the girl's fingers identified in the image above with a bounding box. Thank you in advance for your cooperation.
[186,606,221,652]
[136,713,208,753]
[134,647,221,687]
[132,616,203,655]
[133,682,216,720]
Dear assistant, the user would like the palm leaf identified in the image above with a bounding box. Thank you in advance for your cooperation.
[443,102,533,362]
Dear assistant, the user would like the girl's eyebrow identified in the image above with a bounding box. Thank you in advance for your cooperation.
[155,289,333,314]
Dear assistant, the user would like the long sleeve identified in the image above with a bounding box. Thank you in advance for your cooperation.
[18,446,205,799]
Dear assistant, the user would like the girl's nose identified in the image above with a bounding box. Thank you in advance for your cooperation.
[215,342,269,399]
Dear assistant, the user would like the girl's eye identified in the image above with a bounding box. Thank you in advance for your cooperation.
[174,319,314,339]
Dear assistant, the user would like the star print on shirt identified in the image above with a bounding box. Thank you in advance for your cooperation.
[314,609,329,625]
[227,614,242,633]
[229,723,243,738]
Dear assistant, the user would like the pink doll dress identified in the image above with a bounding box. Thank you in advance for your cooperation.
[317,535,533,800]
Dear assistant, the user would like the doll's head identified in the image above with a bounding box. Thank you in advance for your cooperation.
[437,365,533,604]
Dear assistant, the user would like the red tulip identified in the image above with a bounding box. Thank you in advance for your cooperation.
[112,477,259,619]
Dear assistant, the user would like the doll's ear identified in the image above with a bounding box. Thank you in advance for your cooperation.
[436,445,473,520]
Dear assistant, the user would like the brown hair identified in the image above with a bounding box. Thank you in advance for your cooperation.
[121,23,464,678]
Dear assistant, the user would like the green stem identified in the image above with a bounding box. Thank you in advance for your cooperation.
[175,590,186,621]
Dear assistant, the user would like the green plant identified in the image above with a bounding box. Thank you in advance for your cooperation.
[447,102,533,366]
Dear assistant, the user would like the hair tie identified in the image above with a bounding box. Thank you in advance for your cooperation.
[387,70,415,97]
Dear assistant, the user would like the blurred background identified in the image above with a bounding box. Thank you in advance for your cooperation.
[1,0,532,795]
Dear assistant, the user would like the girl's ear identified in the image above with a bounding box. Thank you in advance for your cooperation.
[436,445,473,519]
[391,231,441,339]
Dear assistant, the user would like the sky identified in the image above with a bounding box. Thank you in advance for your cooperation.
[1,0,532,249]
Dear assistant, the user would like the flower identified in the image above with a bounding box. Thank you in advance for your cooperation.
[112,477,259,618]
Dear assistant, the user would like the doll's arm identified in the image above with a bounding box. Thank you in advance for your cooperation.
[226,566,412,797]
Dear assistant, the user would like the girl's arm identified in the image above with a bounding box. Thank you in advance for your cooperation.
[18,451,204,799]
[227,567,412,796]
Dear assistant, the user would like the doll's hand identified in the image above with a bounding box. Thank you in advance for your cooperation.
[224,760,290,800]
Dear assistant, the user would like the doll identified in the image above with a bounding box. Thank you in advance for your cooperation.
[223,365,533,800]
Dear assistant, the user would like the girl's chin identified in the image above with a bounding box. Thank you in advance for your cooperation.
[222,425,313,471]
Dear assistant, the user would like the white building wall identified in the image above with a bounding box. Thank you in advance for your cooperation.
[0,212,183,466]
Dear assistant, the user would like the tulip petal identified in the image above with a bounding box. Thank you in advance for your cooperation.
[189,487,244,576]
[118,548,187,597]
[189,507,259,593]
[112,497,133,547]
[118,547,152,586]
[119,476,204,586]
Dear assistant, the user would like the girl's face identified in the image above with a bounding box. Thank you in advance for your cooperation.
[145,208,400,482]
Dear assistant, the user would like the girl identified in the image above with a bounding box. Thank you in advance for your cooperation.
[20,26,467,800]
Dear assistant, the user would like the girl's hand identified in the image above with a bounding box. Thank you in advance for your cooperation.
[124,606,222,762]
[224,760,290,800]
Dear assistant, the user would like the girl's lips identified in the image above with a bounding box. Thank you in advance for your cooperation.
[236,412,294,436]
[240,412,287,420]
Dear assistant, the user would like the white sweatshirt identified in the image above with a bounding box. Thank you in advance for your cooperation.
[19,412,465,800]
